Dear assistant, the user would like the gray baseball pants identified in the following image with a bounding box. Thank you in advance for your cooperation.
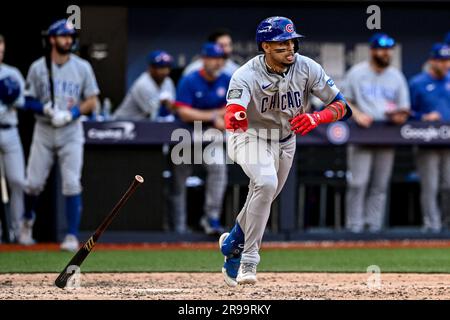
[227,132,296,265]
[345,145,395,232]
[416,148,450,231]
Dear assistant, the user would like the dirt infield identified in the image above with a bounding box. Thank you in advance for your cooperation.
[1,273,450,300]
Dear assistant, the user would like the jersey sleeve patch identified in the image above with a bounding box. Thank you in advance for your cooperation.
[227,89,243,100]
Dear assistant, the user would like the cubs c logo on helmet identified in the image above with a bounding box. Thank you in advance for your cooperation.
[285,23,294,33]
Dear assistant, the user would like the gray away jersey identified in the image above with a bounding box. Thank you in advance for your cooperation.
[25,54,100,124]
[0,63,26,125]
[113,72,175,121]
[226,53,340,140]
[342,61,410,120]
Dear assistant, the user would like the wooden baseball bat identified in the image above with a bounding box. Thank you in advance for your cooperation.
[54,175,144,289]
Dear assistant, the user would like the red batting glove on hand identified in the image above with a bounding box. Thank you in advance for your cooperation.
[225,104,248,132]
[290,101,346,136]
[290,112,322,136]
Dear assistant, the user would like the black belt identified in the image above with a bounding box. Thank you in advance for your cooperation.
[279,133,293,143]
[0,124,15,129]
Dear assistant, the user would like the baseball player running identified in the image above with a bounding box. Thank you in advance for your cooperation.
[20,19,100,250]
[0,34,27,243]
[219,16,351,286]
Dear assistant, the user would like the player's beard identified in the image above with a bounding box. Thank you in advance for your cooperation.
[430,64,447,79]
[55,43,72,55]
[372,55,391,68]
[204,66,222,78]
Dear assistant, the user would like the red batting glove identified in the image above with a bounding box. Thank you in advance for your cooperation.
[290,112,322,136]
[225,104,248,132]
[290,101,346,136]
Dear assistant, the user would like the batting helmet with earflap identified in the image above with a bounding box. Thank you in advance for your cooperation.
[256,16,303,51]
[47,19,77,37]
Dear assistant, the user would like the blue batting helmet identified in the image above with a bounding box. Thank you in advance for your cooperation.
[369,33,395,49]
[147,50,173,67]
[256,16,303,50]
[47,19,76,37]
[0,76,21,105]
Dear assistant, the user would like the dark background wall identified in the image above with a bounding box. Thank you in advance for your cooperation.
[126,3,450,90]
[1,3,449,108]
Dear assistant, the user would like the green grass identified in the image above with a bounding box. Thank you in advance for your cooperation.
[1,248,450,273]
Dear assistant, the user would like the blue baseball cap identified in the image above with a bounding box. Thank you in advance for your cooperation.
[430,43,450,60]
[369,33,395,49]
[201,42,225,58]
[147,50,173,67]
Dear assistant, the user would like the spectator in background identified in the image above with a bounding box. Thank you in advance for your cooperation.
[183,29,239,77]
[113,50,176,122]
[343,33,410,233]
[168,43,230,235]
[409,43,450,232]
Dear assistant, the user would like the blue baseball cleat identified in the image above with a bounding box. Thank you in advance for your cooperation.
[219,233,239,287]
[218,223,245,287]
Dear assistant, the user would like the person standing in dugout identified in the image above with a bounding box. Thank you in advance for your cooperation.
[343,33,410,234]
[169,43,231,235]
[20,19,100,251]
[0,34,27,243]
[219,16,352,286]
[409,43,450,232]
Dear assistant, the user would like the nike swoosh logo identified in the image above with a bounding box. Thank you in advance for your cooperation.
[262,83,272,90]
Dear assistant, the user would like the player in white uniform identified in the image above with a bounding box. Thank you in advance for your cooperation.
[218,17,351,286]
[20,20,100,250]
[113,50,176,121]
[0,35,27,242]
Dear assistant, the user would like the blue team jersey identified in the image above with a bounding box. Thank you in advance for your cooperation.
[409,72,450,121]
[175,70,231,111]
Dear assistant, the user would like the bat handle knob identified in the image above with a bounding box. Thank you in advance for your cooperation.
[234,111,247,121]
